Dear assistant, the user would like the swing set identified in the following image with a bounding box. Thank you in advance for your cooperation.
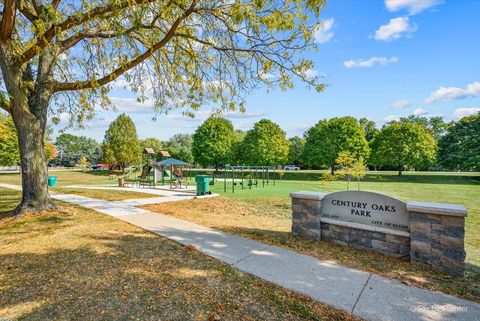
[214,165,277,193]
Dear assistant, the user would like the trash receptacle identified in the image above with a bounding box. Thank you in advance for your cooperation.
[195,175,212,196]
[47,176,58,187]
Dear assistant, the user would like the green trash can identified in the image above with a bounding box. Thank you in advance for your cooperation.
[195,175,212,196]
[47,176,58,187]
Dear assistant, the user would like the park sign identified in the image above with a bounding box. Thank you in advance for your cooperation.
[321,191,409,232]
[291,190,468,276]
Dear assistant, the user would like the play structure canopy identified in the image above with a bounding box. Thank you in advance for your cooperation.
[155,158,193,167]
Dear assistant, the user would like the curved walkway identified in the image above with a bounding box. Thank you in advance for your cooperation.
[1,183,479,321]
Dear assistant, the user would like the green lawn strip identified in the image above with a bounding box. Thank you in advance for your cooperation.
[0,170,118,187]
[0,187,358,321]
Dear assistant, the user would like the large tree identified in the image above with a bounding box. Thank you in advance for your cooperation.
[369,120,437,175]
[165,133,193,163]
[55,133,101,166]
[401,115,449,143]
[192,116,235,167]
[139,137,163,155]
[438,113,480,171]
[0,0,325,215]
[241,119,290,166]
[287,136,305,165]
[303,117,369,173]
[102,114,141,170]
[358,117,378,142]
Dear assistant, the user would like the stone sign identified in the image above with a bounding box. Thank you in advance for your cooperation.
[291,190,468,276]
[321,191,409,232]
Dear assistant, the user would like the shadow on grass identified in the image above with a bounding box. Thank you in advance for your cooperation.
[0,188,21,220]
[0,221,355,321]
[225,226,480,303]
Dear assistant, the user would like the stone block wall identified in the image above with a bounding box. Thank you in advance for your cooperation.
[321,223,410,258]
[408,202,467,276]
[291,192,324,241]
[291,192,468,276]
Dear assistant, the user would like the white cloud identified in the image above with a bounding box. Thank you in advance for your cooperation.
[374,16,416,41]
[384,115,400,122]
[453,108,480,120]
[313,18,334,44]
[385,0,442,15]
[425,82,480,104]
[165,109,266,121]
[343,56,398,68]
[413,108,428,116]
[224,110,266,119]
[109,97,154,113]
[303,68,319,79]
[391,99,411,109]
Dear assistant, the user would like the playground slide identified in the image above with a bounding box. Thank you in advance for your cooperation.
[124,165,142,179]
[163,169,179,180]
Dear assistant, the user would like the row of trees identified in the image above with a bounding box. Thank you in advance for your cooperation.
[190,113,480,174]
[192,117,290,167]
[2,112,478,176]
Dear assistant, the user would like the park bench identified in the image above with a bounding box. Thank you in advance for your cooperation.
[139,179,154,188]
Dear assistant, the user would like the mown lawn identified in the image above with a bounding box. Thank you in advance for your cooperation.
[0,170,118,187]
[0,187,358,321]
[0,171,159,201]
[143,172,480,302]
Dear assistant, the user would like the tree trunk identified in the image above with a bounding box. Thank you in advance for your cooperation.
[11,109,55,216]
[398,167,403,176]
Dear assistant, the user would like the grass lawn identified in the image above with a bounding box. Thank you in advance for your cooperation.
[143,171,480,302]
[0,171,162,201]
[0,187,357,321]
[0,170,118,187]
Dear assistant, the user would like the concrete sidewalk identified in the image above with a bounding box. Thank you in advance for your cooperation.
[1,182,479,321]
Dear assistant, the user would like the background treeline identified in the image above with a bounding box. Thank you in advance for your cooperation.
[1,112,479,173]
[190,114,479,174]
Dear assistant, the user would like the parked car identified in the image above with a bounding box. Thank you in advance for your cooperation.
[284,165,300,171]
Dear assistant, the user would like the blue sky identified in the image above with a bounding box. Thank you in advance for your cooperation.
[57,0,480,141]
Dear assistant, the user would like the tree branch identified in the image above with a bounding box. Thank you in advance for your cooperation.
[52,0,198,92]
[0,0,17,43]
[19,0,159,64]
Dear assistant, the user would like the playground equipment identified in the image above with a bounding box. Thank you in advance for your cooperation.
[121,148,192,189]
[154,158,193,189]
[214,166,278,193]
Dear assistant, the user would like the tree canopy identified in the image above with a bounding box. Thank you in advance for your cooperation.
[358,117,378,142]
[438,113,480,171]
[164,133,194,163]
[139,138,164,155]
[303,117,369,173]
[0,0,326,214]
[102,114,141,169]
[192,116,235,167]
[240,119,290,166]
[55,133,101,166]
[287,136,305,165]
[370,120,437,175]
